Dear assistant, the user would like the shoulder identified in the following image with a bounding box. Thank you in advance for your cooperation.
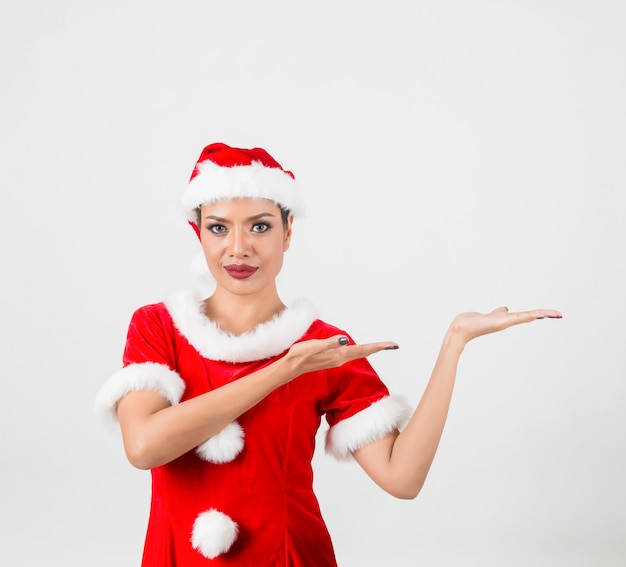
[130,301,173,326]
[124,301,178,344]
[132,301,169,317]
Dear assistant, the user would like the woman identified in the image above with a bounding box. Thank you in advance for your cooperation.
[95,142,561,566]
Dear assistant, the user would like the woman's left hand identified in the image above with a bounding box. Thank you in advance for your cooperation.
[448,306,562,346]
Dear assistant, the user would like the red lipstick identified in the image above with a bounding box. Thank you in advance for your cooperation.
[224,264,258,280]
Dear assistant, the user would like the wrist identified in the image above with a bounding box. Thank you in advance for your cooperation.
[270,355,297,386]
[441,328,466,356]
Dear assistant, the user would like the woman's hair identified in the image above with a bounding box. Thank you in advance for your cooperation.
[277,205,291,227]
[195,203,291,230]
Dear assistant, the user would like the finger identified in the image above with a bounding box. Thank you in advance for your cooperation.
[504,309,562,326]
[491,306,509,314]
[319,335,351,352]
[326,336,398,350]
[509,311,543,324]
[363,341,399,353]
[528,308,563,319]
[340,341,399,359]
[293,336,351,357]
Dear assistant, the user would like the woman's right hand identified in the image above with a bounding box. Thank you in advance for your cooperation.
[279,335,398,383]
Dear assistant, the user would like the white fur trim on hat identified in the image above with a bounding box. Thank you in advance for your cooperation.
[191,509,239,559]
[165,289,318,363]
[325,395,412,461]
[94,362,185,425]
[182,160,305,220]
[195,421,245,464]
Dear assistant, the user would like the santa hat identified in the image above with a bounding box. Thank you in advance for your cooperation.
[182,142,304,238]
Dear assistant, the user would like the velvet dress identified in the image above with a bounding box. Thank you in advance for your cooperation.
[96,289,410,566]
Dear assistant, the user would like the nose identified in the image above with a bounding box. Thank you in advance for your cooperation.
[228,226,250,257]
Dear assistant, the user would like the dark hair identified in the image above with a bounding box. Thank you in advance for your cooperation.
[278,205,291,227]
[194,203,291,230]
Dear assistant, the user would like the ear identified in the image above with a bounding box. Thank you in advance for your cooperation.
[283,215,294,252]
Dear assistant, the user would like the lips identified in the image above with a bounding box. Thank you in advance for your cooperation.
[223,264,258,280]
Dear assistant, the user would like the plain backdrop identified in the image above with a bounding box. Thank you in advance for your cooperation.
[1,1,625,565]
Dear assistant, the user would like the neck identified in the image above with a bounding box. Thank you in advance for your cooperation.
[203,287,286,335]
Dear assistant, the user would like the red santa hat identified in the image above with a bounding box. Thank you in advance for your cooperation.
[182,142,304,239]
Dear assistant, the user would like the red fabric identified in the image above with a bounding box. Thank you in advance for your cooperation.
[121,304,389,566]
[190,142,295,182]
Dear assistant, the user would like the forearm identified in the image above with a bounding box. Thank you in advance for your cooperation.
[354,306,561,498]
[390,331,463,496]
[354,331,464,499]
[117,333,404,470]
[118,357,292,469]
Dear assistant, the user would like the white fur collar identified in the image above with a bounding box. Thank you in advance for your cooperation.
[164,289,319,363]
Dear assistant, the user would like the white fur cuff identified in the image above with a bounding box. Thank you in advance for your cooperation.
[94,362,186,425]
[325,395,412,461]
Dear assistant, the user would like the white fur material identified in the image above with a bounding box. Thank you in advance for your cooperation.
[191,250,215,282]
[165,289,318,363]
[189,250,216,296]
[182,160,305,220]
[191,509,239,559]
[195,421,245,464]
[325,395,413,461]
[94,362,185,425]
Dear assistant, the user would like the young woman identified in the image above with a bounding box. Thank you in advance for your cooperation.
[95,142,561,566]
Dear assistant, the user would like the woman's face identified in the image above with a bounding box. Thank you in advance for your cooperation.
[199,198,293,297]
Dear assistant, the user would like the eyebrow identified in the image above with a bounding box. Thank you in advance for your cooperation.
[202,212,277,222]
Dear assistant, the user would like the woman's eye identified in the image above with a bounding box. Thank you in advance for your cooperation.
[252,223,270,233]
[207,224,226,234]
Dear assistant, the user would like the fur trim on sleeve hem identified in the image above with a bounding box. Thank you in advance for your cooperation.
[94,362,185,425]
[325,395,412,461]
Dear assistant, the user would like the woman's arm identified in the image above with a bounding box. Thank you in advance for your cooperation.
[117,335,398,470]
[352,306,562,500]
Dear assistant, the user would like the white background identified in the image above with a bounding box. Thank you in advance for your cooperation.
[1,1,625,565]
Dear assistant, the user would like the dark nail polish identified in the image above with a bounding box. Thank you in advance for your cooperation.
[384,345,399,350]
[338,337,349,345]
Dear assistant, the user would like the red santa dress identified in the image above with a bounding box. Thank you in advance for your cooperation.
[95,288,411,566]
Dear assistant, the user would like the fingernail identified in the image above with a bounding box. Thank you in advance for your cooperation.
[338,337,349,345]
[384,345,399,350]
[504,306,509,312]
